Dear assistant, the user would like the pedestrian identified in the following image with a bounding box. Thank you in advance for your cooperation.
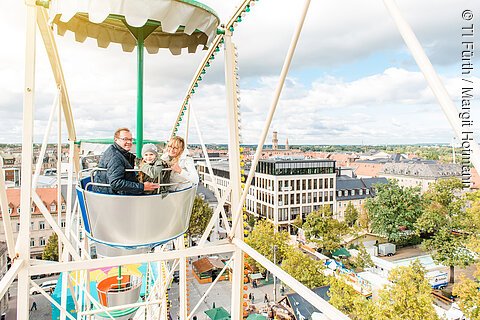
[251,292,255,304]
[30,300,37,311]
[264,293,269,303]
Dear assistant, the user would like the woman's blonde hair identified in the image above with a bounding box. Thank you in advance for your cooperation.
[167,136,185,163]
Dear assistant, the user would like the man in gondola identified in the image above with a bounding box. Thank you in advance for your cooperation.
[93,128,159,194]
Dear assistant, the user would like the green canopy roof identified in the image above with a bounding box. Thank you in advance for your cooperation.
[204,307,231,320]
[246,314,267,320]
[332,247,351,258]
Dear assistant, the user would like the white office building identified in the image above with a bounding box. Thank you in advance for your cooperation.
[198,159,336,233]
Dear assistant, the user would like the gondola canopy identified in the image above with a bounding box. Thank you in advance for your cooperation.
[48,0,220,54]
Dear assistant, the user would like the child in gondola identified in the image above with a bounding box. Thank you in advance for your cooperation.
[138,143,171,195]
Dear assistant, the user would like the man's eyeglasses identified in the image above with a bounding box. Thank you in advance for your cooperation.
[117,137,133,142]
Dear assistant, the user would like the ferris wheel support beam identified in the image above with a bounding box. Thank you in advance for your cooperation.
[224,30,245,320]
[37,7,81,174]
[234,239,350,320]
[0,157,16,259]
[17,2,38,319]
[228,0,312,239]
[384,0,480,177]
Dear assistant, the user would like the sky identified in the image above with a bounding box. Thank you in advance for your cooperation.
[0,0,478,146]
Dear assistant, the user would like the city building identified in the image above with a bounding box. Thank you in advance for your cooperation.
[0,188,66,259]
[198,159,337,233]
[335,175,388,221]
[380,162,463,192]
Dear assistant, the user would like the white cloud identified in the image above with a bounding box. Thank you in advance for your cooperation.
[0,0,478,145]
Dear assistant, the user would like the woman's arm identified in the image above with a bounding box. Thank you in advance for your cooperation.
[178,157,199,184]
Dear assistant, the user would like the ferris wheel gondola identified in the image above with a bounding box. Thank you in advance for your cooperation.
[76,169,197,257]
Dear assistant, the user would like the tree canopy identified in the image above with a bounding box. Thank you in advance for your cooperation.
[374,260,439,320]
[187,196,214,240]
[42,233,59,261]
[303,205,349,253]
[245,219,291,273]
[281,248,327,289]
[418,178,472,284]
[365,180,423,242]
[344,202,359,227]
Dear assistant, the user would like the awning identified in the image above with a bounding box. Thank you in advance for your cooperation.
[332,248,351,258]
[249,273,263,280]
[246,314,267,320]
[204,307,231,320]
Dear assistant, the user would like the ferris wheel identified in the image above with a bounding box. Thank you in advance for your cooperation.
[0,0,478,320]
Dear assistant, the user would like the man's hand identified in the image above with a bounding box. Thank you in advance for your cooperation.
[143,182,160,191]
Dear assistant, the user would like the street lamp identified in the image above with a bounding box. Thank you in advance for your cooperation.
[273,245,278,302]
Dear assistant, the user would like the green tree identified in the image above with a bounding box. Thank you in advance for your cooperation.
[245,220,291,273]
[292,215,303,230]
[303,206,349,253]
[344,202,359,227]
[375,260,439,320]
[281,248,327,289]
[328,277,364,316]
[187,196,213,240]
[365,180,422,242]
[42,233,59,261]
[353,244,373,271]
[417,178,472,284]
[453,269,480,320]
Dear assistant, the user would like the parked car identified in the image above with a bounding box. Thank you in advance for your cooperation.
[30,280,57,295]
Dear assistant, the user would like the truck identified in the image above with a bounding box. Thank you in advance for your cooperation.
[378,243,396,257]
[426,270,448,289]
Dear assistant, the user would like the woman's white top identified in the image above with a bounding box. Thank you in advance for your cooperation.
[161,151,199,190]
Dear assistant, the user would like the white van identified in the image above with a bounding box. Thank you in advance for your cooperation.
[30,280,57,295]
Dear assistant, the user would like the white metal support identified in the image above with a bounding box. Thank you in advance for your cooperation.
[32,90,60,188]
[229,0,312,239]
[384,0,480,173]
[187,257,233,319]
[223,31,244,320]
[0,259,25,302]
[31,191,81,260]
[234,239,350,320]
[0,157,16,259]
[198,185,232,246]
[178,236,187,319]
[17,2,37,318]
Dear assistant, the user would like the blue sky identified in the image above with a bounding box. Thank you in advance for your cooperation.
[0,0,478,145]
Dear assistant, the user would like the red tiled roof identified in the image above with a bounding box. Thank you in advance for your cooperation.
[0,188,65,217]
[353,162,384,177]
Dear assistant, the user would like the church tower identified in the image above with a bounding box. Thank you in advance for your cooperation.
[272,131,278,150]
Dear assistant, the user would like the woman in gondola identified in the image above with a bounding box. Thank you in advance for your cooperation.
[161,136,199,190]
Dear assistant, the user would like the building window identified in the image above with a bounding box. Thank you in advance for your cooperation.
[39,221,45,230]
[30,222,34,230]
[359,189,363,195]
[30,238,35,247]
[330,178,334,188]
[352,190,355,196]
[40,237,46,246]
[17,207,21,214]
[16,223,20,232]
[8,208,12,215]
[61,219,66,228]
[61,203,66,212]
[50,203,56,212]
[31,206,35,213]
